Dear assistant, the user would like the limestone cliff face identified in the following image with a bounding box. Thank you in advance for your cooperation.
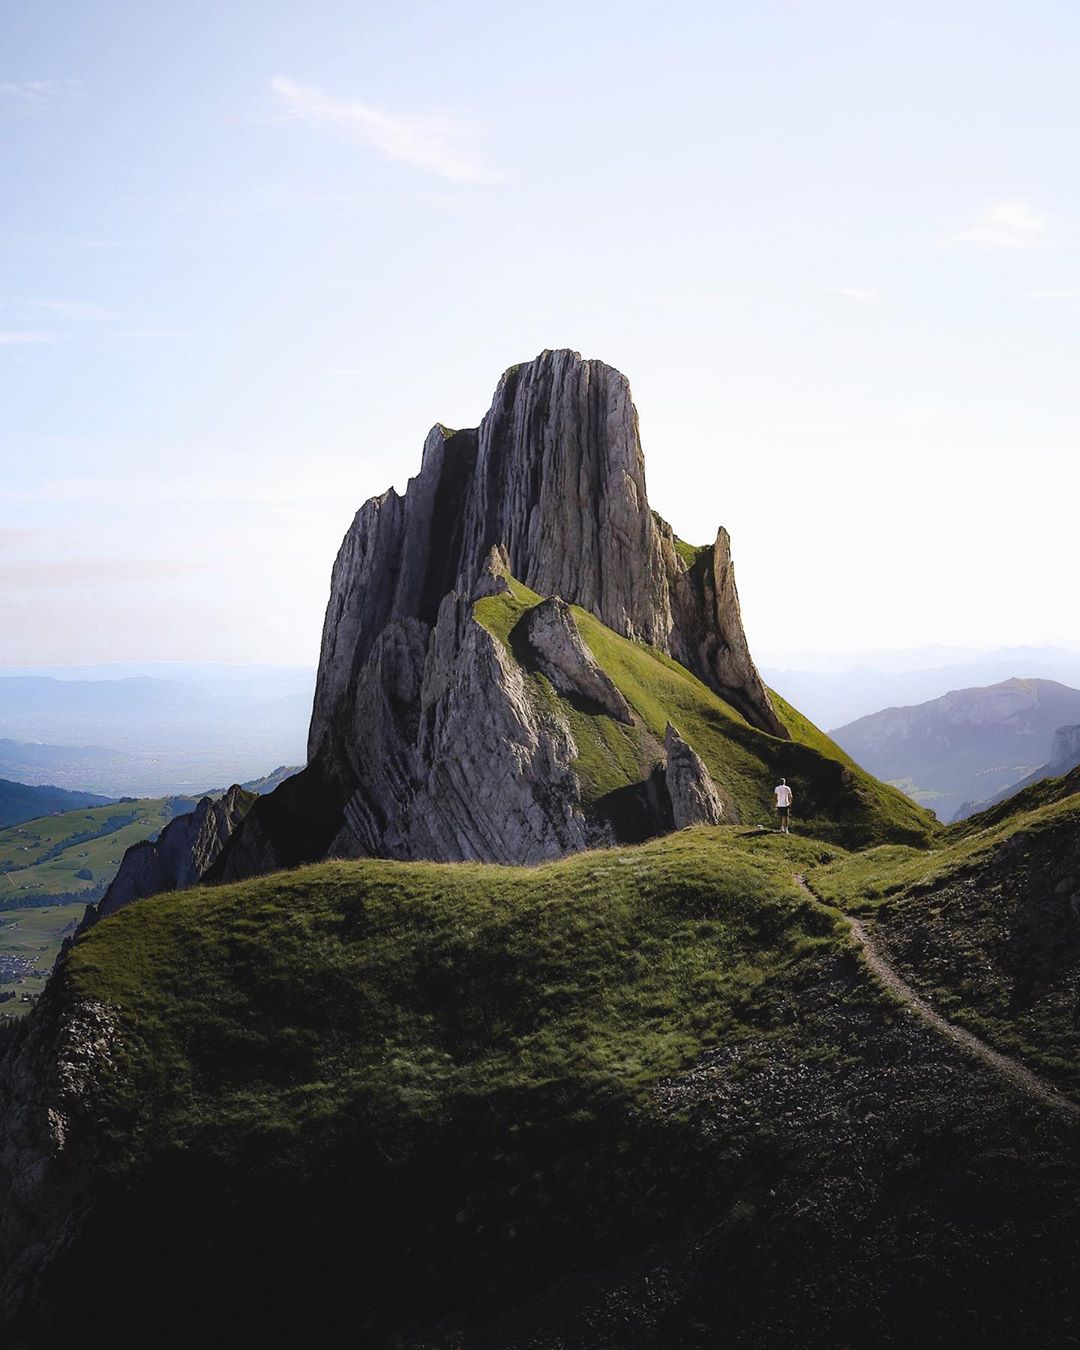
[309,350,782,765]
[229,350,782,870]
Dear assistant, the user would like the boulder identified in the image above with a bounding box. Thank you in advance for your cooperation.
[522,597,633,724]
[664,723,726,829]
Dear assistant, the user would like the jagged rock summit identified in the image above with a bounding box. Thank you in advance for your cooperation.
[309,349,782,760]
[80,785,255,933]
[220,349,791,874]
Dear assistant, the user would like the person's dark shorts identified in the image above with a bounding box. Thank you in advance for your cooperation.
[776,805,789,819]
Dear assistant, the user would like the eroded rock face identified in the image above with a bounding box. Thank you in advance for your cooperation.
[227,349,782,873]
[522,597,633,724]
[309,349,783,767]
[664,723,726,829]
[670,528,786,737]
[81,785,254,931]
[327,591,597,865]
[0,994,122,1327]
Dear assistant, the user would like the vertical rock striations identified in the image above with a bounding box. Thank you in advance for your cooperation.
[308,350,783,764]
[229,349,783,870]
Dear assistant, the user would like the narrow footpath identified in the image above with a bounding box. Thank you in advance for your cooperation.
[793,872,1080,1123]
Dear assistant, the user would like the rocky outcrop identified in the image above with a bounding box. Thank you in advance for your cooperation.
[223,350,784,874]
[664,723,726,828]
[81,785,254,930]
[669,528,782,734]
[522,598,633,723]
[0,993,122,1329]
[326,590,596,865]
[309,350,784,767]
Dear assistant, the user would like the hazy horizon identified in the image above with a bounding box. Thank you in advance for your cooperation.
[5,2,1080,666]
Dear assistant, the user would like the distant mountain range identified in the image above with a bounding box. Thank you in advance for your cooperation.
[0,664,314,796]
[831,677,1080,821]
[958,723,1080,818]
[762,645,1080,730]
[0,778,115,828]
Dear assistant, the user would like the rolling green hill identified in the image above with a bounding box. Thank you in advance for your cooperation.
[9,816,1080,1347]
[24,829,844,1339]
[0,797,195,1013]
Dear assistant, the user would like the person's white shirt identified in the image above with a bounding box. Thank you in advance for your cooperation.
[774,783,793,808]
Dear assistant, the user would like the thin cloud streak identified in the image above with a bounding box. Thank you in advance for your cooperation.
[0,330,55,345]
[0,79,82,113]
[268,76,501,184]
[0,558,207,589]
[1030,288,1080,300]
[19,299,120,321]
[826,286,884,306]
[949,200,1047,250]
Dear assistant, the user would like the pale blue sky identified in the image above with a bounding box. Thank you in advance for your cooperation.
[3,1,1079,665]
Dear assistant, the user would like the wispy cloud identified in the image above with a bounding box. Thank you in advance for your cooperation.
[825,286,884,306]
[0,558,206,589]
[108,327,190,340]
[18,299,120,321]
[0,529,47,551]
[0,79,82,113]
[1030,287,1080,300]
[0,330,55,345]
[267,76,500,184]
[949,200,1047,250]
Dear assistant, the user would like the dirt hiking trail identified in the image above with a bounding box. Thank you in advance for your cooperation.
[793,872,1080,1123]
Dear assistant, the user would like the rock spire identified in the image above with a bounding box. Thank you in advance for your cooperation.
[225,349,784,871]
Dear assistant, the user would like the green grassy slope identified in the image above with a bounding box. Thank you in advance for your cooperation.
[52,827,842,1335]
[475,578,933,848]
[68,829,841,1122]
[0,798,194,1014]
[0,900,86,1015]
[0,797,191,905]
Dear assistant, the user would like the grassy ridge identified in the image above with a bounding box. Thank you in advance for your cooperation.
[55,827,844,1333]
[67,829,842,1129]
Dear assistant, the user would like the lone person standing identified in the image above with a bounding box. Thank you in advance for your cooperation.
[774,778,793,833]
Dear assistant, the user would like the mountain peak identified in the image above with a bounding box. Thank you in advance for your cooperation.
[212,353,935,879]
[309,350,782,771]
